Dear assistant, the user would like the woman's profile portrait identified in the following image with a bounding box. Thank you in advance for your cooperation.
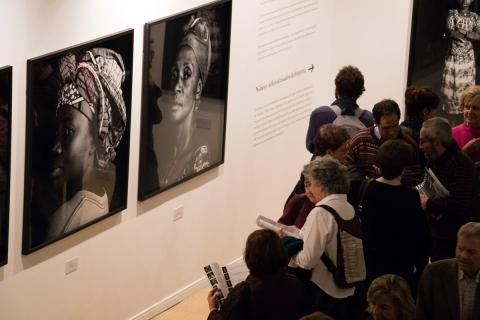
[23,31,133,253]
[47,48,127,239]
[139,1,231,198]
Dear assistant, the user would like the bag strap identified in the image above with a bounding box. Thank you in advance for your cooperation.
[317,204,364,285]
[329,105,342,116]
[317,204,341,274]
[320,252,337,274]
[317,204,361,236]
[317,204,341,221]
[330,104,365,119]
[354,107,367,119]
[355,178,374,217]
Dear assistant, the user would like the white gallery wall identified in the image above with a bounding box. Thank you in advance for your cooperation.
[0,0,413,319]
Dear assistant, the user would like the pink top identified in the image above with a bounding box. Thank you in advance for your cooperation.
[452,123,480,162]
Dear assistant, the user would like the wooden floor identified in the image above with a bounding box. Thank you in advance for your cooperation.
[150,286,211,320]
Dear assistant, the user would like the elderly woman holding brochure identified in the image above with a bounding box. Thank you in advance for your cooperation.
[206,229,311,320]
[288,158,361,320]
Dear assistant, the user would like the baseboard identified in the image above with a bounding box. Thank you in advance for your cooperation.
[128,256,244,320]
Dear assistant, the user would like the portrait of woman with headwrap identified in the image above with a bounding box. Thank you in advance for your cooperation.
[46,48,127,239]
[161,15,212,185]
[139,2,231,198]
[23,31,133,252]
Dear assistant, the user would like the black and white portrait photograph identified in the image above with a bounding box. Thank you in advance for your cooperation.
[138,0,232,200]
[409,0,480,125]
[0,66,11,265]
[23,30,133,253]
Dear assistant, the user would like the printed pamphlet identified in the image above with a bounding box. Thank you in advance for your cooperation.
[256,215,301,239]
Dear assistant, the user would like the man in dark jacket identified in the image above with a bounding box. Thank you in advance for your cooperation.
[419,117,480,261]
[416,222,480,320]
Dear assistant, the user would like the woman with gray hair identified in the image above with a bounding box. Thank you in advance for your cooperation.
[289,158,357,320]
[281,124,351,228]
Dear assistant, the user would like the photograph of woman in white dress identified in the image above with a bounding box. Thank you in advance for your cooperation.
[441,0,480,114]
[139,1,231,198]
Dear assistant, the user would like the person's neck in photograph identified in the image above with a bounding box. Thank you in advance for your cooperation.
[172,111,196,157]
[66,167,105,200]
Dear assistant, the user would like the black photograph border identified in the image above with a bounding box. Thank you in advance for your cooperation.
[407,0,480,125]
[138,0,232,200]
[0,66,12,266]
[22,29,134,254]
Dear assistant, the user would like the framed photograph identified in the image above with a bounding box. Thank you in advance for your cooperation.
[22,30,133,254]
[408,0,480,125]
[138,0,232,200]
[0,66,12,265]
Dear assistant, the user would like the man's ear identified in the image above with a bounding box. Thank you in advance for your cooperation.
[195,79,203,100]
[432,138,441,148]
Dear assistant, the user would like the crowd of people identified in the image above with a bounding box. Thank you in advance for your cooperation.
[205,66,480,320]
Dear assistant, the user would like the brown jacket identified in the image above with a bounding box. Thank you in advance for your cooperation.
[416,259,480,320]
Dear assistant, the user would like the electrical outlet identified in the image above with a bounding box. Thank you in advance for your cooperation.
[173,205,184,221]
[65,256,79,275]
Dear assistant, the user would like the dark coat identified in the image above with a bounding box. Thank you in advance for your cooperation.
[425,143,480,260]
[207,271,311,320]
[361,181,429,292]
[416,259,480,320]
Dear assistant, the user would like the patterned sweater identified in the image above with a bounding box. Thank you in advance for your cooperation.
[345,127,423,187]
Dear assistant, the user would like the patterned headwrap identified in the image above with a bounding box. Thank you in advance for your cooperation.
[180,16,211,84]
[57,48,127,168]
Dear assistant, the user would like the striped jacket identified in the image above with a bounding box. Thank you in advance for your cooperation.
[345,126,423,187]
